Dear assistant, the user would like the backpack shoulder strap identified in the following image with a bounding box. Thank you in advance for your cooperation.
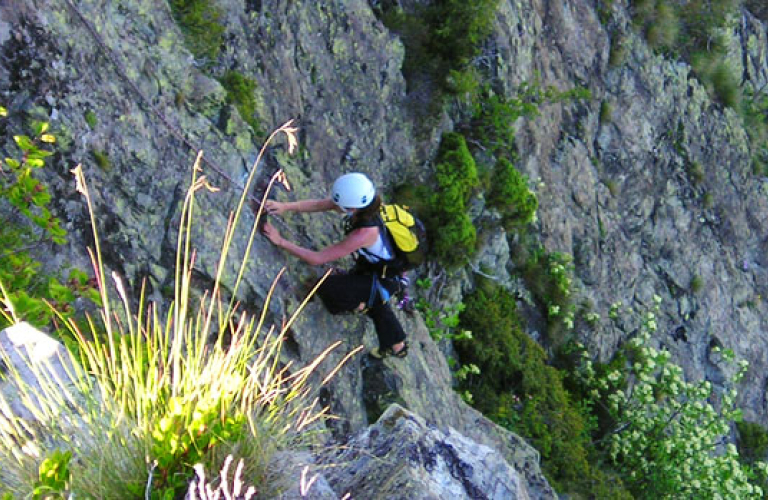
[344,214,380,234]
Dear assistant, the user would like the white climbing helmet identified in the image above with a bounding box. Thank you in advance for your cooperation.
[331,172,376,209]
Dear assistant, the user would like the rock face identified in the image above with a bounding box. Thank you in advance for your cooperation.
[318,403,536,500]
[5,0,768,496]
[0,322,76,422]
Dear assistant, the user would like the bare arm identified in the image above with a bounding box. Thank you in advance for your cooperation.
[263,223,377,266]
[266,198,339,215]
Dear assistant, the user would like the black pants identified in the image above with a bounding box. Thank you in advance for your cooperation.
[316,273,406,349]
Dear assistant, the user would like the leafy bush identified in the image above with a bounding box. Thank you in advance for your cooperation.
[373,0,500,96]
[0,111,97,332]
[520,248,576,343]
[464,90,537,158]
[644,2,679,51]
[428,132,479,268]
[579,301,768,498]
[455,281,630,497]
[424,0,500,71]
[486,157,538,229]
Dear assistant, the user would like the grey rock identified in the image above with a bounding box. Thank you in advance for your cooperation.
[266,451,338,499]
[0,322,76,422]
[319,404,534,500]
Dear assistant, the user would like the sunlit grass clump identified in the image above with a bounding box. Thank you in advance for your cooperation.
[0,122,354,498]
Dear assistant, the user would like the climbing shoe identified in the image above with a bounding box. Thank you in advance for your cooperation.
[370,340,409,359]
[396,293,415,314]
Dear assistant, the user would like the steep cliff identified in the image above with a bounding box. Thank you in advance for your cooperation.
[3,0,768,497]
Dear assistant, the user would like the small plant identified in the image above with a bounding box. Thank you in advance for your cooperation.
[690,274,703,293]
[687,161,704,184]
[711,60,740,108]
[168,0,225,64]
[188,455,256,500]
[428,132,479,268]
[599,100,613,124]
[486,157,538,230]
[465,88,538,158]
[220,70,262,135]
[415,299,473,343]
[91,149,111,171]
[608,34,628,67]
[83,110,97,129]
[521,249,576,341]
[702,191,714,208]
[31,450,72,499]
[644,2,679,51]
[584,311,601,325]
[0,112,96,332]
[604,178,619,196]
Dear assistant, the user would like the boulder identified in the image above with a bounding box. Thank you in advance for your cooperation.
[319,404,538,500]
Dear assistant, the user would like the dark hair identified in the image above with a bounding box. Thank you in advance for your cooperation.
[350,194,382,225]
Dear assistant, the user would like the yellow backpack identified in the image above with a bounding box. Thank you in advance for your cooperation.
[379,204,427,268]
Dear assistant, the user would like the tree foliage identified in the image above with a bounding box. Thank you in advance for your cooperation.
[579,298,768,498]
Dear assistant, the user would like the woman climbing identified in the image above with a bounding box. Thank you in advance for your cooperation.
[261,172,409,359]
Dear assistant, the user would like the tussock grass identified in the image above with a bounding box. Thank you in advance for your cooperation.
[0,121,358,497]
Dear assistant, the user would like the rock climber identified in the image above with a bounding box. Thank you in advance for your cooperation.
[261,172,409,359]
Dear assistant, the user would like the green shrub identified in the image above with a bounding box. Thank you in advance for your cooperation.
[711,61,741,109]
[486,157,538,229]
[455,281,631,497]
[220,70,261,134]
[0,113,96,332]
[465,90,538,157]
[424,0,500,73]
[609,34,629,67]
[645,2,679,51]
[91,149,111,171]
[521,248,575,343]
[374,0,499,96]
[433,211,477,269]
[168,0,225,63]
[434,132,480,202]
[428,133,479,268]
[738,421,768,465]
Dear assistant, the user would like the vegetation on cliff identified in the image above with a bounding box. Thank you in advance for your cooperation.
[0,124,344,498]
[0,112,98,333]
